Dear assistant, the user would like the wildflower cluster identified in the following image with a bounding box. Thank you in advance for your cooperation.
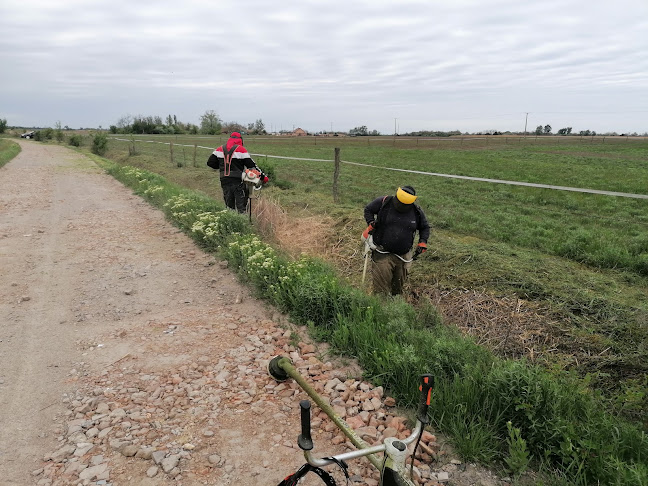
[143,185,164,196]
[119,167,149,187]
[190,210,232,247]
[163,195,201,229]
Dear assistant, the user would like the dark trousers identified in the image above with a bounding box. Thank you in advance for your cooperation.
[371,250,413,296]
[221,180,249,213]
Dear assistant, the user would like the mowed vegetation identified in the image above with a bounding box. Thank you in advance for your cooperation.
[32,132,646,483]
[97,134,648,423]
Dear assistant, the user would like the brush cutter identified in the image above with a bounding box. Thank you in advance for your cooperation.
[361,225,414,284]
[242,168,264,222]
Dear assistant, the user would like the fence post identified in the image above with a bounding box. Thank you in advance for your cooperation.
[333,147,340,203]
[170,142,174,166]
[193,144,197,167]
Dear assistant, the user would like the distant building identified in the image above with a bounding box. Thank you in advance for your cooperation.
[293,128,307,136]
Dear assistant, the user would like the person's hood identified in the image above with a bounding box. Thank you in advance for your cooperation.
[225,132,243,151]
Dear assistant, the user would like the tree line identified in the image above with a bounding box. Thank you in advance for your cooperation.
[109,111,267,136]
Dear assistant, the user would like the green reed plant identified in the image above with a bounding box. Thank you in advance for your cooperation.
[505,421,530,477]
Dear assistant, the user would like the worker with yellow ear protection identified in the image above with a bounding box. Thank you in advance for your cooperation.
[363,186,430,295]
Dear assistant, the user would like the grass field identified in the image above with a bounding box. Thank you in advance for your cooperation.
[78,133,647,427]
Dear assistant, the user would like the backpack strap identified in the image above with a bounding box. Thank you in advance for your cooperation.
[375,195,392,228]
[222,144,237,176]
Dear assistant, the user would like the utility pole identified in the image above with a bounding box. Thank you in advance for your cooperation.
[524,112,529,138]
[394,118,398,136]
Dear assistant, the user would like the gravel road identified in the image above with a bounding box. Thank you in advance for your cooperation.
[0,141,506,486]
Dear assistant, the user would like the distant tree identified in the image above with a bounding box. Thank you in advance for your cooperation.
[349,125,369,136]
[543,124,552,134]
[54,121,64,142]
[253,119,266,134]
[0,118,7,133]
[535,125,543,135]
[222,121,245,134]
[200,110,222,135]
[109,125,118,134]
[557,127,572,135]
[116,115,133,133]
[244,120,266,135]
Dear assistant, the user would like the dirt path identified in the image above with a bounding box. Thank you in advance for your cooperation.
[0,141,506,486]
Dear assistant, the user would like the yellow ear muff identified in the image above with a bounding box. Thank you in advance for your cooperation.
[396,187,417,204]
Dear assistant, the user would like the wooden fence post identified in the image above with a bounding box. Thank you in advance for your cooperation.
[170,142,174,166]
[333,147,340,203]
[193,144,197,167]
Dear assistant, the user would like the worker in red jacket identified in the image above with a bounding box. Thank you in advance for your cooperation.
[207,132,268,213]
[363,186,430,295]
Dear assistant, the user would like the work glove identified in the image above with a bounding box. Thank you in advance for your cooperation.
[362,221,375,240]
[413,242,427,260]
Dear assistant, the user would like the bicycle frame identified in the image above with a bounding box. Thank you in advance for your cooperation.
[269,356,433,486]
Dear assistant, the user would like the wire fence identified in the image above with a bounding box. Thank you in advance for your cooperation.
[108,136,648,200]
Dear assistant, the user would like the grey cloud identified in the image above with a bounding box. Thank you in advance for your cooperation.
[1,0,646,133]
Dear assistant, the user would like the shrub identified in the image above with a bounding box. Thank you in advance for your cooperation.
[91,132,108,155]
[68,134,82,147]
[35,128,53,141]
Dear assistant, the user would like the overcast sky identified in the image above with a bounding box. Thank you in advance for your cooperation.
[1,0,647,134]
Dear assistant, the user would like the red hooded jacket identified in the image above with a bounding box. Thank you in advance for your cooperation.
[207,132,267,183]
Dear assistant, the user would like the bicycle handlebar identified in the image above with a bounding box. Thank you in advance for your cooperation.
[298,400,314,451]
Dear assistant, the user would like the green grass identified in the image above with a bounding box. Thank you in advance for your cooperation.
[0,138,21,168]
